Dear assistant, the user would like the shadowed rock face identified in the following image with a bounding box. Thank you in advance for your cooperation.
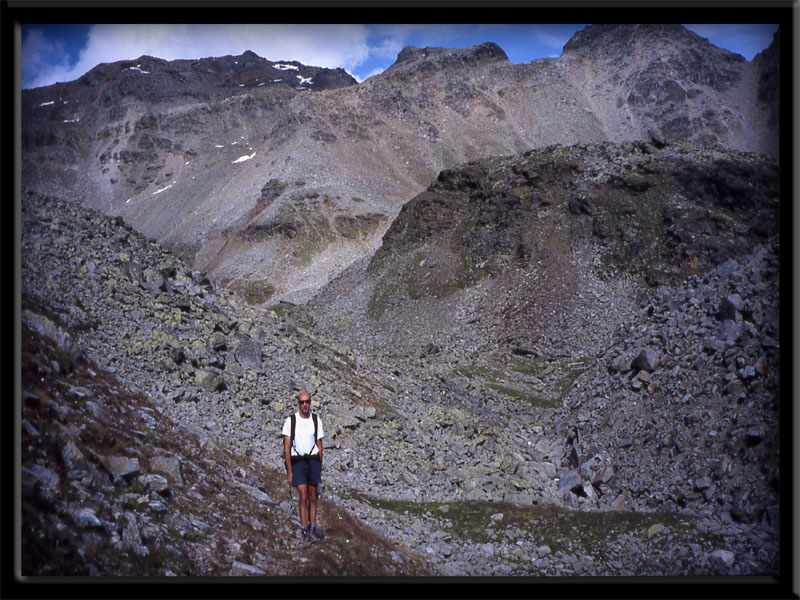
[310,140,779,357]
[21,26,779,303]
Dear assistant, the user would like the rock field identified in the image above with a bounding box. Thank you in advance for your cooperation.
[20,138,781,580]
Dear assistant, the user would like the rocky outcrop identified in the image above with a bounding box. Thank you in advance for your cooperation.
[311,141,779,363]
[388,42,509,76]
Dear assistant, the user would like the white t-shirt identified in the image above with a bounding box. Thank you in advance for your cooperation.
[282,412,324,456]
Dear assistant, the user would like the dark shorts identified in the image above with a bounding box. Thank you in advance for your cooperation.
[291,456,321,487]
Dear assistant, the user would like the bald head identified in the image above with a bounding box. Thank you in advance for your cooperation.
[298,392,310,403]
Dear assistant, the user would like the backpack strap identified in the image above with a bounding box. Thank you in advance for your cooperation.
[290,412,318,457]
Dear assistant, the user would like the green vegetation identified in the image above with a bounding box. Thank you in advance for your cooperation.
[353,494,702,560]
[333,213,387,242]
[454,353,590,408]
[231,278,276,305]
[280,197,337,268]
[367,246,491,320]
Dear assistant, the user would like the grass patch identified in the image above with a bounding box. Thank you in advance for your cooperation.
[367,245,493,320]
[352,494,702,559]
[280,197,337,268]
[230,278,276,305]
[454,353,589,409]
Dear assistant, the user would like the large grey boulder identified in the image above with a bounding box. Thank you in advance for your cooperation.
[235,336,262,371]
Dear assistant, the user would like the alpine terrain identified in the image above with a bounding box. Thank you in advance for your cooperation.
[19,24,784,579]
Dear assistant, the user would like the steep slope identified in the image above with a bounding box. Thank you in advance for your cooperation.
[558,24,779,156]
[20,160,780,575]
[21,321,420,576]
[309,141,779,362]
[20,25,780,303]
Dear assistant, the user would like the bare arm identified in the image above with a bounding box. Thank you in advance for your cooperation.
[284,435,293,483]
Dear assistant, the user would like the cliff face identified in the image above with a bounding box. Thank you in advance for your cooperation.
[559,24,778,154]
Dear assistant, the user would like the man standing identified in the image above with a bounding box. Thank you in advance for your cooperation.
[283,391,325,544]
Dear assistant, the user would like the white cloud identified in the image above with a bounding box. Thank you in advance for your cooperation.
[24,24,375,88]
[22,28,79,88]
[528,26,574,52]
[349,67,382,83]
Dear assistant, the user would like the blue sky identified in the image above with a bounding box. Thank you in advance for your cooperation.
[21,23,779,90]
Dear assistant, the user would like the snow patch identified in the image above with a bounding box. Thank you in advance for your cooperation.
[38,101,55,107]
[297,75,313,85]
[232,152,256,164]
[152,184,173,195]
[63,119,80,123]
[274,63,299,71]
[128,64,150,74]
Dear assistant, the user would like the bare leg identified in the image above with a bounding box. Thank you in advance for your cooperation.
[297,484,309,528]
[308,485,318,526]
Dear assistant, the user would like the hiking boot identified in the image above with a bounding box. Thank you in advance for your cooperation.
[310,525,325,542]
[300,526,312,545]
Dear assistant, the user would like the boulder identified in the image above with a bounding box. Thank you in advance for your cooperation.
[557,469,582,493]
[61,441,90,480]
[150,456,183,484]
[103,455,141,484]
[138,473,170,495]
[235,336,262,370]
[631,347,658,372]
[230,561,267,576]
[744,425,766,447]
[710,549,735,570]
[71,507,103,528]
[718,294,743,321]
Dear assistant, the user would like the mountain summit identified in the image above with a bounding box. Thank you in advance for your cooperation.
[21,25,779,302]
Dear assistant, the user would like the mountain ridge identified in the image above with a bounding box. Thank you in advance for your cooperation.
[21,24,780,303]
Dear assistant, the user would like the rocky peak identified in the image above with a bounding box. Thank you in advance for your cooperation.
[564,24,687,53]
[563,24,746,67]
[54,50,356,100]
[387,41,508,75]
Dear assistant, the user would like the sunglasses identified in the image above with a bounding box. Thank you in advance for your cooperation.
[298,399,311,404]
